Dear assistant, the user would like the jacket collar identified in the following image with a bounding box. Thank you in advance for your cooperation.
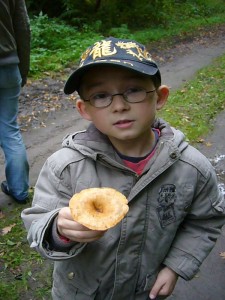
[62,118,188,161]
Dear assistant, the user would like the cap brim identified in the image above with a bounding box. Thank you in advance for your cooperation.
[64,61,160,95]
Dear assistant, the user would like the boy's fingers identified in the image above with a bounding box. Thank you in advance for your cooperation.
[149,281,164,299]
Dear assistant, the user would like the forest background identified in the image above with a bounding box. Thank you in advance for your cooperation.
[26,0,225,78]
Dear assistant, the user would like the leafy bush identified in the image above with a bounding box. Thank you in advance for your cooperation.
[109,24,134,39]
[30,13,103,76]
[61,1,224,30]
[26,0,225,32]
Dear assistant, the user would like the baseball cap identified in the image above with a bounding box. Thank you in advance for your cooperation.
[64,37,161,94]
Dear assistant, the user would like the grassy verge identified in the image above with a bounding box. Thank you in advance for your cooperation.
[0,53,225,299]
[159,53,225,142]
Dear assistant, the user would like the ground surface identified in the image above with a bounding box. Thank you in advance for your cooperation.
[0,24,225,299]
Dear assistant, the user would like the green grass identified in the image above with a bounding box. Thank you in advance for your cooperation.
[159,54,225,142]
[0,192,52,299]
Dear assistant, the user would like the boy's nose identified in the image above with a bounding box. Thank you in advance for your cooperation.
[111,94,130,111]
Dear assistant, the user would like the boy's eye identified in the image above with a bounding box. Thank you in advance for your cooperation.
[128,87,143,92]
[125,87,143,95]
[92,93,109,100]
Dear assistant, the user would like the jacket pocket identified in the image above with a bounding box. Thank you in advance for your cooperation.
[72,277,99,299]
[53,267,100,299]
[136,273,157,294]
[143,273,157,291]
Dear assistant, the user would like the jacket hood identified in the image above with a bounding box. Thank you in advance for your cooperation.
[62,118,188,158]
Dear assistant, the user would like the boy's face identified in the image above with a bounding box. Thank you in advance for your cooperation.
[76,65,169,155]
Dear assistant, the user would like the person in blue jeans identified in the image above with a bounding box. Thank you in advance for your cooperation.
[0,0,30,204]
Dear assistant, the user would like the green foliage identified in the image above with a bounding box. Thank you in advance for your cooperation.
[48,1,225,29]
[30,13,103,76]
[159,54,225,142]
[28,0,225,77]
[133,15,225,44]
[109,24,134,39]
[184,0,225,17]
[26,0,225,32]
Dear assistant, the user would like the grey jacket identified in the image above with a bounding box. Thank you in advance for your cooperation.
[0,0,30,84]
[22,119,225,300]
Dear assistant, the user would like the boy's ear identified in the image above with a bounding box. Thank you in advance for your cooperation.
[76,99,92,121]
[156,85,169,110]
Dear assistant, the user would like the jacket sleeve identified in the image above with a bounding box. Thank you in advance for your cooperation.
[163,160,225,280]
[13,0,31,83]
[21,153,86,260]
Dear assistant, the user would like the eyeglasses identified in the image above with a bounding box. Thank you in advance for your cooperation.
[83,88,156,108]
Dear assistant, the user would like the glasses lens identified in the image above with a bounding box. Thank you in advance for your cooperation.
[90,93,112,107]
[125,89,146,103]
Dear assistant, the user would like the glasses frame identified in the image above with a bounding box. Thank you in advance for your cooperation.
[82,88,156,108]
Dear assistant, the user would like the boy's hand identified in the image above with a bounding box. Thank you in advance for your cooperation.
[57,207,106,243]
[149,267,178,299]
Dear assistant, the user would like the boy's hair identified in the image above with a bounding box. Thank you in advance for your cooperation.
[64,37,161,94]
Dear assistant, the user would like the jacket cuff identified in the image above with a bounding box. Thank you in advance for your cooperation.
[49,217,76,251]
[163,247,201,280]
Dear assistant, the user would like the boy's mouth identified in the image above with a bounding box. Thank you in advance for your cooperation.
[113,119,134,128]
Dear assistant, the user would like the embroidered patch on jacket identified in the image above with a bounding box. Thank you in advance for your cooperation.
[156,184,177,227]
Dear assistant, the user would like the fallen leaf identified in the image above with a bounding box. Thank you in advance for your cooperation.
[1,223,16,235]
[206,142,212,147]
[219,252,225,259]
[196,138,205,143]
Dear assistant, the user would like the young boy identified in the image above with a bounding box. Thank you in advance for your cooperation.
[21,37,225,300]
